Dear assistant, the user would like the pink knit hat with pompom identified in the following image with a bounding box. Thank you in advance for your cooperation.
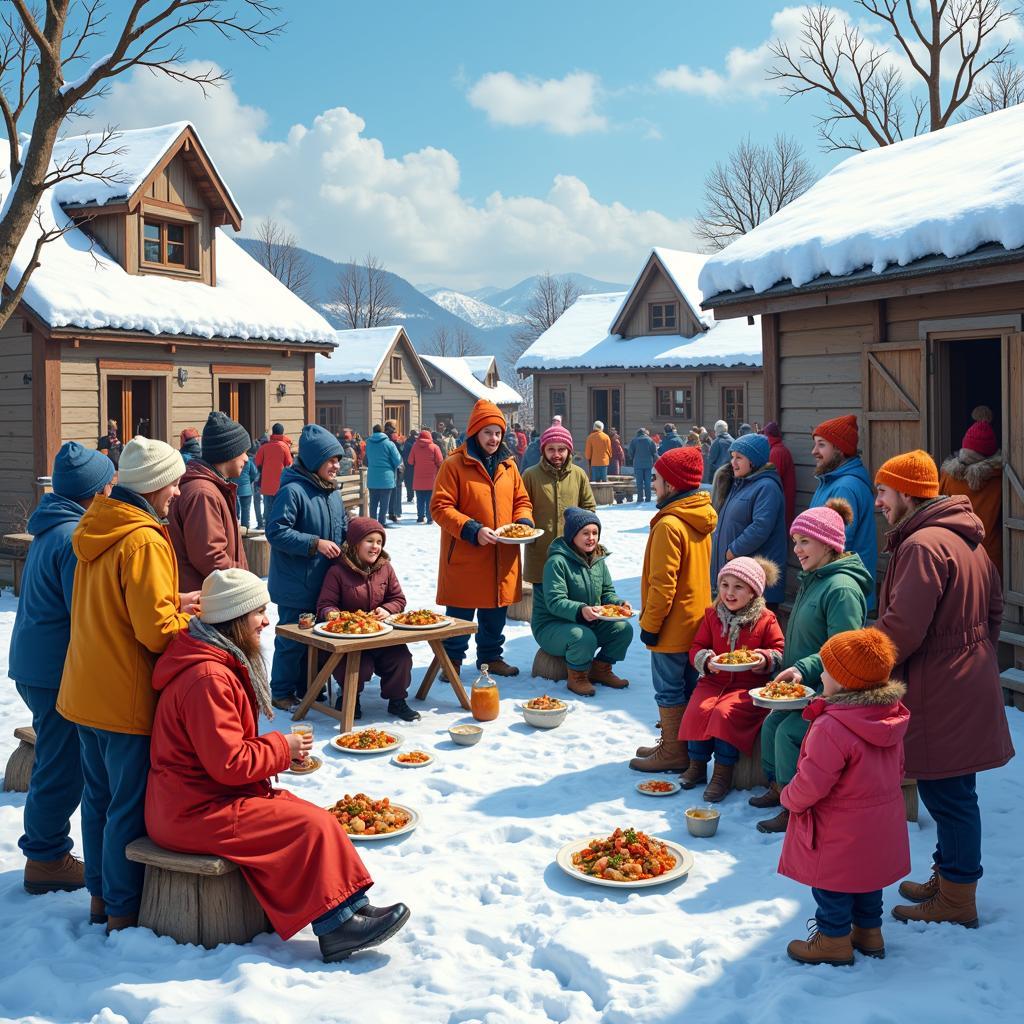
[718,557,767,597]
[790,505,847,553]
[540,425,574,452]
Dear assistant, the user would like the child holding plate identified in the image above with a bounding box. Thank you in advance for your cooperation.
[316,516,418,722]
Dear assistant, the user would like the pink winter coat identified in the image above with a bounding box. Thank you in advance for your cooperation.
[407,431,444,491]
[779,683,911,893]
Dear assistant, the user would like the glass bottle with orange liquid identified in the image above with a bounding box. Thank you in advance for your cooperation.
[470,664,500,722]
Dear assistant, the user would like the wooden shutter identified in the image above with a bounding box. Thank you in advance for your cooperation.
[861,341,928,473]
[1003,333,1024,611]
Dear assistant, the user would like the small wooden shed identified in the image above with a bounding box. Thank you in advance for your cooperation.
[420,354,521,433]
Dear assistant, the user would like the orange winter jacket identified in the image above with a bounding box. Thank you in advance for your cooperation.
[939,453,1003,577]
[431,443,534,609]
[585,430,612,467]
[58,492,190,735]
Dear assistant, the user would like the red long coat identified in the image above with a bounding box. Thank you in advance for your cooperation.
[407,432,444,491]
[680,603,784,752]
[779,686,911,893]
[767,435,796,527]
[146,632,372,939]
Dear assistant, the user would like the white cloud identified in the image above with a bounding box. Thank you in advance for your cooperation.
[467,70,607,134]
[78,65,695,289]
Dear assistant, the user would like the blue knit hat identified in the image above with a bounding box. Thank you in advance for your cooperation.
[299,423,344,469]
[730,432,770,470]
[52,441,115,501]
[563,505,601,542]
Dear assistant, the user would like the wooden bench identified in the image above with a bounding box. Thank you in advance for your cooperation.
[1,532,33,596]
[532,650,568,682]
[4,726,35,792]
[507,581,533,622]
[1000,667,1024,712]
[607,474,637,503]
[125,837,270,949]
[336,471,368,518]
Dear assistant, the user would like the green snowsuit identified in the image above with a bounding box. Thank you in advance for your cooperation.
[521,459,596,584]
[761,552,872,785]
[531,537,634,670]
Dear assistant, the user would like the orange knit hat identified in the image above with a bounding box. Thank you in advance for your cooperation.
[874,449,939,498]
[820,627,897,691]
[466,399,506,437]
[813,414,859,457]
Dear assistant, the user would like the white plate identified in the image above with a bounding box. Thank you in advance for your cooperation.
[332,730,404,754]
[495,527,545,545]
[515,700,575,714]
[391,751,435,768]
[748,684,817,710]
[556,835,694,888]
[591,607,636,621]
[314,620,394,639]
[283,755,323,776]
[635,780,681,797]
[386,613,453,631]
[709,656,763,673]
[326,803,420,841]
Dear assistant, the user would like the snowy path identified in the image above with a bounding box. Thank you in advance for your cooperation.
[0,502,1019,1024]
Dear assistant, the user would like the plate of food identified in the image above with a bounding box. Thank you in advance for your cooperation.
[636,779,680,797]
[556,827,693,888]
[387,609,452,630]
[325,794,419,840]
[494,524,545,544]
[284,754,322,776]
[392,749,434,768]
[710,648,764,672]
[333,728,404,754]
[591,604,635,620]
[314,611,394,639]
[748,679,817,710]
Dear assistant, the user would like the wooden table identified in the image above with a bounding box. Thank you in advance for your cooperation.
[275,617,478,732]
[1,533,33,596]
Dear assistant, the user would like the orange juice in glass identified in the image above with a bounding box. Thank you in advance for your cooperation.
[470,664,500,722]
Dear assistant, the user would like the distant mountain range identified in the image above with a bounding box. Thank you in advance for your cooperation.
[469,274,629,316]
[423,289,525,329]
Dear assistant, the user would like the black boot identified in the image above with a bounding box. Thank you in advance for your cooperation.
[357,901,404,919]
[319,903,410,962]
[333,694,363,719]
[388,698,421,722]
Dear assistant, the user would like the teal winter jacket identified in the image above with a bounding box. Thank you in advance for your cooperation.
[531,536,622,633]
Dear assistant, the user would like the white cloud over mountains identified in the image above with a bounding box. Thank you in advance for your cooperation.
[466,70,607,134]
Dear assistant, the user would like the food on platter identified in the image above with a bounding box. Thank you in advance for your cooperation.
[497,523,537,539]
[326,794,411,836]
[760,679,809,700]
[638,780,677,794]
[286,754,322,775]
[570,827,676,882]
[596,604,633,618]
[319,610,385,635]
[395,750,431,765]
[390,609,446,627]
[524,695,566,711]
[713,647,761,666]
[335,728,399,751]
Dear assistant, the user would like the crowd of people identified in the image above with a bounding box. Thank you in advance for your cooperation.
[6,393,1014,968]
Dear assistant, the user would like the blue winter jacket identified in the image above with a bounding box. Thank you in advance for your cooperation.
[231,457,259,498]
[266,463,348,607]
[364,431,403,490]
[705,432,734,482]
[627,432,658,469]
[9,494,85,688]
[521,438,542,471]
[808,455,878,611]
[710,463,788,603]
[657,430,684,456]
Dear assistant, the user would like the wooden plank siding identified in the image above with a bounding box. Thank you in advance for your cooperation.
[420,375,520,433]
[621,265,703,339]
[0,319,39,532]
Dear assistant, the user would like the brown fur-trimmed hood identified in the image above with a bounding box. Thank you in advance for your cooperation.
[340,546,392,577]
[824,681,906,706]
[940,450,1002,491]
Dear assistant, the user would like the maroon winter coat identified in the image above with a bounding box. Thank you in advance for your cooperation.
[875,495,1013,780]
[779,684,911,892]
[407,431,444,491]
[167,460,247,593]
[146,631,372,939]
[316,548,407,619]
[680,601,784,753]
[767,435,796,527]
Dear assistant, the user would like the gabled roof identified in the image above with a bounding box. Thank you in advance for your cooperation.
[421,354,522,405]
[609,247,710,337]
[317,326,433,386]
[463,355,497,383]
[51,122,242,229]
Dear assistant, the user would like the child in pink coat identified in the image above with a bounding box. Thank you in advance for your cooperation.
[780,627,910,966]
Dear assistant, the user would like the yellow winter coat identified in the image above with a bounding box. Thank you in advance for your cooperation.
[585,430,612,467]
[640,491,717,654]
[58,493,190,735]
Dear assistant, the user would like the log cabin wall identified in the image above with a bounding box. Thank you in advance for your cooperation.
[0,319,38,532]
[314,382,370,436]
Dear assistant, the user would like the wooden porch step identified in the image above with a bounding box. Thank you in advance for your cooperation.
[1000,668,1024,711]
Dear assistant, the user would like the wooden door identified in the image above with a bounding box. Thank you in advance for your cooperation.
[1003,333,1024,618]
[383,402,408,437]
[861,341,928,474]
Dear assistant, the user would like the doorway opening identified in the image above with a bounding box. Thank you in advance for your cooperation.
[933,338,1001,458]
[590,387,622,434]
[383,401,410,437]
[107,377,157,441]
[219,380,262,442]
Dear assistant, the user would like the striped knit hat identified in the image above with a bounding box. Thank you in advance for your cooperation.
[540,425,574,452]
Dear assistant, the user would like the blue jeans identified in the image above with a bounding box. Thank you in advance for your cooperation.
[16,683,83,863]
[591,465,608,482]
[238,494,253,528]
[812,887,883,936]
[634,467,652,502]
[415,491,432,521]
[650,651,698,707]
[404,472,415,502]
[310,888,370,935]
[389,484,402,519]
[443,606,509,667]
[369,489,391,525]
[271,604,308,700]
[687,737,740,766]
[917,774,983,883]
[252,490,265,528]
[78,726,150,917]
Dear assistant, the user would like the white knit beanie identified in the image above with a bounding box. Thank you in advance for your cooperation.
[199,568,270,624]
[117,436,186,494]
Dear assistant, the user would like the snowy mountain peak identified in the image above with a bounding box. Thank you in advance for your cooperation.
[425,288,525,329]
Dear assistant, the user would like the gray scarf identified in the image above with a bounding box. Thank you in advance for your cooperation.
[188,616,274,720]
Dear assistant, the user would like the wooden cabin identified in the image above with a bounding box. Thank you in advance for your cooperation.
[0,121,335,532]
[516,248,763,447]
[315,327,433,438]
[697,104,1024,674]
[420,354,522,433]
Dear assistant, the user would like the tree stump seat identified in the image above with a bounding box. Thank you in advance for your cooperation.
[733,734,768,792]
[507,582,533,622]
[4,726,36,793]
[242,532,270,578]
[532,650,568,682]
[591,481,615,505]
[902,779,919,823]
[125,837,270,949]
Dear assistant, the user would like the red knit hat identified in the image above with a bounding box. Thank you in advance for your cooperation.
[466,399,506,437]
[875,449,939,498]
[540,425,574,452]
[961,405,998,457]
[820,628,897,691]
[654,446,703,492]
[346,516,387,548]
[813,415,859,456]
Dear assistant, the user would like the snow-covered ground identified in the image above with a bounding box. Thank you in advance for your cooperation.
[0,502,1019,1024]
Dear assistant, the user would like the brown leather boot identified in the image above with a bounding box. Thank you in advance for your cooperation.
[634,720,663,758]
[485,659,519,677]
[588,661,629,689]
[702,762,735,803]
[787,924,854,966]
[629,705,688,772]
[748,782,781,809]
[892,876,979,928]
[567,669,596,697]
[756,807,790,833]
[898,864,939,903]
[90,896,107,926]
[24,853,86,894]
[106,915,138,933]
[680,759,708,790]
[851,925,885,958]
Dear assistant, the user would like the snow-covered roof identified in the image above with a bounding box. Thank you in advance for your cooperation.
[2,139,335,344]
[517,250,762,372]
[421,354,522,405]
[463,355,496,384]
[317,327,411,383]
[699,104,1024,300]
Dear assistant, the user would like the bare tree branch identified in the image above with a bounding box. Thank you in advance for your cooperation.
[426,324,482,356]
[331,253,400,329]
[963,60,1024,114]
[251,216,313,301]
[507,273,580,367]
